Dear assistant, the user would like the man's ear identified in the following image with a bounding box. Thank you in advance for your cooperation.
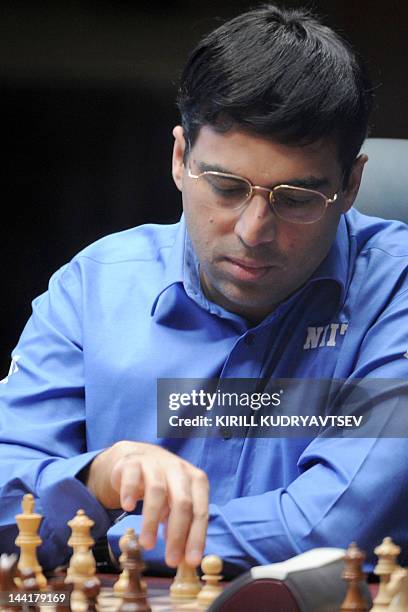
[172,125,186,192]
[341,153,368,213]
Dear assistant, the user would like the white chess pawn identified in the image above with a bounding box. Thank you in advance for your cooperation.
[197,555,223,607]
[170,560,201,600]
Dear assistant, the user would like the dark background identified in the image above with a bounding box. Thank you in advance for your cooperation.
[1,0,408,374]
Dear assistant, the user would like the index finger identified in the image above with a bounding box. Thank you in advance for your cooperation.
[184,470,209,567]
[139,464,168,550]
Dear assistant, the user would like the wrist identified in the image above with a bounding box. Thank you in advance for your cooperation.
[83,449,110,504]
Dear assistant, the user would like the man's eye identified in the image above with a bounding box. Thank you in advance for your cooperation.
[279,195,313,207]
[212,185,246,197]
[206,177,247,197]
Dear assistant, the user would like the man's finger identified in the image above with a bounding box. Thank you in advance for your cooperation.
[185,469,209,567]
[111,456,143,511]
[164,467,196,567]
[139,464,168,550]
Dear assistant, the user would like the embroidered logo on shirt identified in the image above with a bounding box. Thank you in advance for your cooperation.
[0,355,21,384]
[303,323,349,350]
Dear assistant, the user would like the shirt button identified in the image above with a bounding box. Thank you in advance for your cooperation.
[245,333,255,346]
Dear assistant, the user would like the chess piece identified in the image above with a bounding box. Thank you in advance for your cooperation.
[0,554,18,612]
[118,536,151,612]
[114,529,147,595]
[82,577,101,612]
[371,537,401,611]
[170,560,201,600]
[20,568,39,612]
[48,577,72,612]
[15,494,47,589]
[339,543,368,612]
[66,510,96,584]
[114,528,134,595]
[197,555,223,608]
[387,567,408,612]
[65,510,99,612]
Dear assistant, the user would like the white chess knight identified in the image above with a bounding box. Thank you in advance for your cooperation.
[387,567,408,612]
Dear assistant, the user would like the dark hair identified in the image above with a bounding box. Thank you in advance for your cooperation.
[177,4,374,184]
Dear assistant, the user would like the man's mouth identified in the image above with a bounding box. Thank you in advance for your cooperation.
[224,257,276,281]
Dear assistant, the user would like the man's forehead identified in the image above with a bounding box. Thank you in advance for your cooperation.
[195,159,330,191]
[189,125,342,184]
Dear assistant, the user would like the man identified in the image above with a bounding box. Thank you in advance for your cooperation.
[1,5,408,575]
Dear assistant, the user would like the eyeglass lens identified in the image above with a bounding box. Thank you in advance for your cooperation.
[201,173,326,223]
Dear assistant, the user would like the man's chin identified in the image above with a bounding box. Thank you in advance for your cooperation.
[207,281,280,320]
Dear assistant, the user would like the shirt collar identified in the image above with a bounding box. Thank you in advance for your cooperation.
[151,215,236,321]
[308,214,350,308]
[150,217,186,317]
[151,213,351,318]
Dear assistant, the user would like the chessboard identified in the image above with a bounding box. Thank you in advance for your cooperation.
[1,577,217,612]
[97,578,215,611]
[2,495,225,612]
[4,494,408,612]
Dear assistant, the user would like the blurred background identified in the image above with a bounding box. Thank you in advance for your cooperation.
[1,0,408,374]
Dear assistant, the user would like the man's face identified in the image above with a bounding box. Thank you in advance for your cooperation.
[172,126,365,322]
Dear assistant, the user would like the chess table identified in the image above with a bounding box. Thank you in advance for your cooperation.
[43,574,224,612]
[105,576,378,612]
[0,568,378,612]
[99,576,207,611]
[90,574,378,612]
[9,495,383,612]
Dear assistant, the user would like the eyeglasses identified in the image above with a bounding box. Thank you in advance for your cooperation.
[187,165,339,224]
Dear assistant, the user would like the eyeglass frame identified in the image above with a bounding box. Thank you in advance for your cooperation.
[187,165,340,224]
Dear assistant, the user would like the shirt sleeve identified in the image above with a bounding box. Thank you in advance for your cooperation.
[0,262,111,569]
[108,287,408,574]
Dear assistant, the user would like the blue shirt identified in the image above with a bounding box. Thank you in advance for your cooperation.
[1,209,408,572]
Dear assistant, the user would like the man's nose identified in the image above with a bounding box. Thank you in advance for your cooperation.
[234,191,276,248]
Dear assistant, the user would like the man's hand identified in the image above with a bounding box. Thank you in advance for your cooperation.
[84,441,209,568]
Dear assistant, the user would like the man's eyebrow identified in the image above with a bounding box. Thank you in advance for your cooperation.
[197,161,233,174]
[285,176,331,190]
[196,161,330,190]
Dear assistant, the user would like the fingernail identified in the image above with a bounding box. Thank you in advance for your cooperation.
[122,497,135,511]
[187,550,202,565]
[140,533,155,549]
[167,552,181,567]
